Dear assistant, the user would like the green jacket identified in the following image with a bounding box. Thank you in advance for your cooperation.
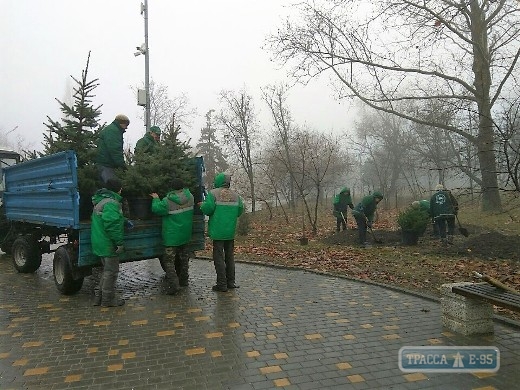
[430,190,458,219]
[151,188,194,246]
[200,173,244,240]
[333,187,354,215]
[417,200,431,216]
[352,194,380,223]
[134,133,159,154]
[95,121,126,168]
[91,189,124,257]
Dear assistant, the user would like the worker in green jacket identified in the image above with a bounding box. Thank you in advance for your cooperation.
[91,178,126,307]
[134,126,161,155]
[352,191,384,246]
[333,187,354,232]
[95,114,129,184]
[151,178,194,294]
[200,173,244,292]
[430,184,459,245]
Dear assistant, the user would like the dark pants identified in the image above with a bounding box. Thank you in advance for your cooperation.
[354,215,368,244]
[336,214,347,231]
[163,245,190,291]
[98,165,118,185]
[434,216,455,239]
[97,256,120,301]
[213,240,235,288]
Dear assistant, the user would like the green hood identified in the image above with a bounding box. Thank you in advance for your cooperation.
[214,173,231,188]
[92,188,122,205]
[340,187,350,194]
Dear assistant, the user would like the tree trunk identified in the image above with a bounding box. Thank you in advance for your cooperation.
[470,2,502,212]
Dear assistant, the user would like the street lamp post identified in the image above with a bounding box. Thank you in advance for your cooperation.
[135,0,150,133]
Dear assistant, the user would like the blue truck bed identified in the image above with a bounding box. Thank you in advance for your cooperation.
[3,150,205,267]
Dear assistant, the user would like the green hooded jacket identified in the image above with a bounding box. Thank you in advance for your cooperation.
[430,190,458,219]
[151,188,194,246]
[200,173,244,240]
[95,121,126,168]
[333,187,354,216]
[417,200,431,216]
[134,133,159,154]
[352,194,381,224]
[90,188,125,257]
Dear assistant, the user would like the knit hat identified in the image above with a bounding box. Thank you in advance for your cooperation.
[435,184,445,191]
[170,177,184,191]
[372,191,384,199]
[214,173,231,188]
[150,126,161,135]
[115,114,130,124]
[105,178,122,193]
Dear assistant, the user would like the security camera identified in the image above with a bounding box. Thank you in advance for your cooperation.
[134,51,142,57]
[136,46,141,50]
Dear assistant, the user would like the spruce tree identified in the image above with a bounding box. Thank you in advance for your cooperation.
[42,51,101,166]
[122,114,194,197]
[195,109,228,187]
[41,51,102,201]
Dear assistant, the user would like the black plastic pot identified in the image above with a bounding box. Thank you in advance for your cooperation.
[401,230,420,245]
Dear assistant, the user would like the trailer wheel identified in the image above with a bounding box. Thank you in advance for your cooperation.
[53,246,83,295]
[12,236,42,273]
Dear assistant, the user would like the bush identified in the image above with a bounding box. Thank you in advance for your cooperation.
[237,212,250,236]
[397,207,430,235]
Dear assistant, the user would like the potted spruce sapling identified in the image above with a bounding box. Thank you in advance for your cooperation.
[122,126,193,219]
[397,206,430,245]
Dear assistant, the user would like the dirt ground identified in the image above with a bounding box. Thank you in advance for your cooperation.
[321,224,520,262]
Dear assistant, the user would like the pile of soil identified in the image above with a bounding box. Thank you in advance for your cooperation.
[320,226,520,262]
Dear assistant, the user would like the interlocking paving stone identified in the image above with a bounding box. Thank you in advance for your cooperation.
[1,254,519,389]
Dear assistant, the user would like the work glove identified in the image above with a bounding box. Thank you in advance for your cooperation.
[125,219,134,230]
[115,245,125,255]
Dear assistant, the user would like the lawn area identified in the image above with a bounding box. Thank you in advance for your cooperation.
[199,196,520,322]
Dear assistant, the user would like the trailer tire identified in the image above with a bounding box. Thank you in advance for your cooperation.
[12,236,42,273]
[53,246,83,295]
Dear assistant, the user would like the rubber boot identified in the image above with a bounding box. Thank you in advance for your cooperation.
[164,248,181,295]
[101,270,125,307]
[175,248,190,287]
[101,293,125,307]
[447,235,454,245]
[92,289,102,306]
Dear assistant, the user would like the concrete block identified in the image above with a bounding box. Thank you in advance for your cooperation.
[442,316,494,336]
[441,297,494,321]
[440,282,495,335]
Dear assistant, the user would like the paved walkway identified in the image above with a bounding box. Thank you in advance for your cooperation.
[0,254,519,389]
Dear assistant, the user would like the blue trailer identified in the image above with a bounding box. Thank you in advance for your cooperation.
[1,150,205,294]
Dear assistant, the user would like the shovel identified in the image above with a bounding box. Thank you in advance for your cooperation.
[473,272,518,294]
[456,215,469,237]
[364,216,382,244]
[340,212,348,231]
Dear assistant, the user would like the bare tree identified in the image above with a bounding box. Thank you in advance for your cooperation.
[267,0,520,212]
[294,128,346,234]
[496,96,520,192]
[262,84,298,210]
[136,80,196,139]
[217,89,258,212]
[353,108,416,201]
[196,110,229,188]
